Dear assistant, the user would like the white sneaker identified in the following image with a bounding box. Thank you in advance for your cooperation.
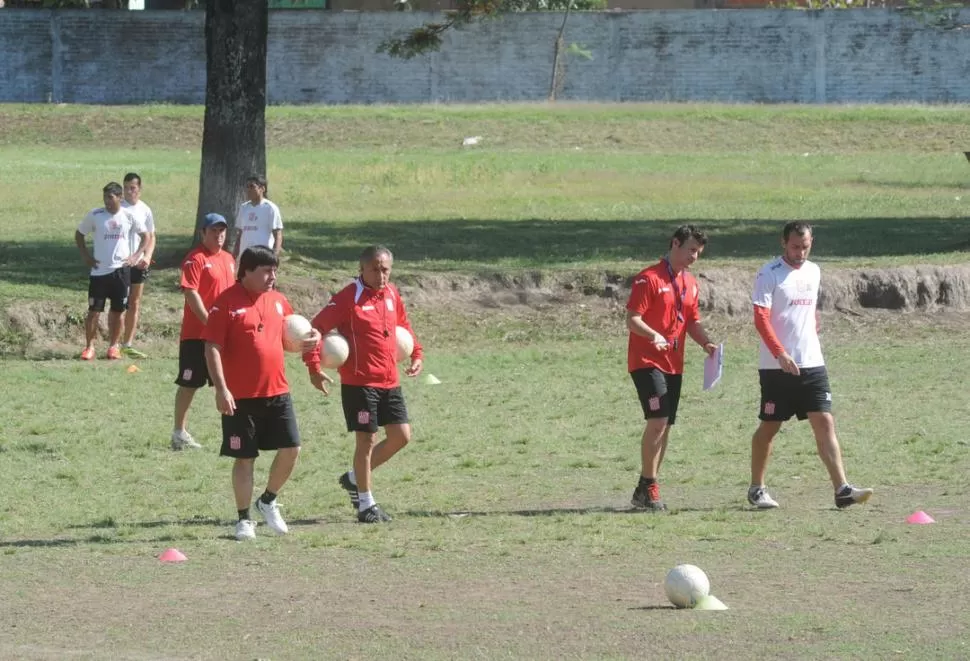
[255,498,288,535]
[235,519,257,541]
[171,429,202,451]
[747,486,780,509]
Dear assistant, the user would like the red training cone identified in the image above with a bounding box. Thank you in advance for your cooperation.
[906,511,935,525]
[159,548,188,563]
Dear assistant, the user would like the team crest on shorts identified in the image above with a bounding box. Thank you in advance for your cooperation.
[358,410,370,425]
[229,435,242,450]
[182,369,193,380]
[648,396,660,411]
[764,402,776,415]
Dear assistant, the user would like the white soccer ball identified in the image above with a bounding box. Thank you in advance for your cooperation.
[283,314,313,353]
[395,326,414,363]
[664,564,711,609]
[322,331,350,368]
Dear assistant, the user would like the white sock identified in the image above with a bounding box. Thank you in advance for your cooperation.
[347,469,357,486]
[358,491,375,512]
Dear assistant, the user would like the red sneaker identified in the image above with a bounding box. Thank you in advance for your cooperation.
[80,347,95,361]
[106,346,122,360]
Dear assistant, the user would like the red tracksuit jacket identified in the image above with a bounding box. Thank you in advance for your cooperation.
[303,278,423,388]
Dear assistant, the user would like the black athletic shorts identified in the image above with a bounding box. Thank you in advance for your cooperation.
[87,266,130,313]
[130,266,150,285]
[220,393,301,459]
[341,384,409,433]
[174,339,211,388]
[631,367,683,425]
[759,366,832,422]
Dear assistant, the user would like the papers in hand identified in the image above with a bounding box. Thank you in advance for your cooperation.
[703,343,723,391]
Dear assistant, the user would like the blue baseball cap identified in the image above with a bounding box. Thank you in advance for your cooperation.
[202,213,228,229]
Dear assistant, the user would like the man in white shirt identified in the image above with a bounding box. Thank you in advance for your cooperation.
[747,222,873,510]
[232,174,283,261]
[75,182,148,361]
[120,172,155,359]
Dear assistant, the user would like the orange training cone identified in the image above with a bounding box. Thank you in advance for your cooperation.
[159,548,187,563]
[126,364,141,373]
[906,511,935,524]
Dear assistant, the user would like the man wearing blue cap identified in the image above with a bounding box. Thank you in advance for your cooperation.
[171,213,236,450]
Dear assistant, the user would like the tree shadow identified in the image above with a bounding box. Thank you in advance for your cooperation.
[3,216,969,293]
[282,216,970,265]
[405,506,649,518]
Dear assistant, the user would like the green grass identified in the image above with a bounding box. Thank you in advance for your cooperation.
[1,319,968,659]
[0,103,968,308]
[1,103,970,658]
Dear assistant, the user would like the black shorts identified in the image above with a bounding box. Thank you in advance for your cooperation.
[87,266,130,313]
[130,266,150,285]
[341,385,409,433]
[631,368,683,425]
[220,394,301,459]
[759,366,832,422]
[174,339,211,388]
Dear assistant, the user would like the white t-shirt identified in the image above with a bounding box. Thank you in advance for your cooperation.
[122,199,155,255]
[235,199,282,255]
[752,257,825,370]
[77,207,146,277]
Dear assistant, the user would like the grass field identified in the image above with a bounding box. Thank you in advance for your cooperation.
[0,103,969,660]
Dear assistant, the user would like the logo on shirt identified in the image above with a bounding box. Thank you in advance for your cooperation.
[658,287,671,293]
[635,278,647,285]
[386,297,395,312]
[230,308,247,318]
[788,298,814,306]
[275,301,284,315]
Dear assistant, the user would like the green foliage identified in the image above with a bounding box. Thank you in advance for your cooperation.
[379,0,602,59]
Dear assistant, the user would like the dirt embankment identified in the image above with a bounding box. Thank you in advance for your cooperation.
[3,265,970,357]
[399,264,970,315]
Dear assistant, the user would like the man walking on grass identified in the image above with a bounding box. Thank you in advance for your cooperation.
[204,246,321,540]
[626,225,717,512]
[746,222,873,510]
[303,245,424,524]
[75,182,148,361]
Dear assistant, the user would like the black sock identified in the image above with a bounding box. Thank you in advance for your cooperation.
[638,476,657,487]
[259,490,277,505]
[238,508,250,521]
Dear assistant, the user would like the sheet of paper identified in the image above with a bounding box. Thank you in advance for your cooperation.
[703,343,723,391]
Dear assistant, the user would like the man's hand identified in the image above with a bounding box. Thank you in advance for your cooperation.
[652,333,669,351]
[301,328,322,353]
[215,387,236,416]
[83,255,99,269]
[309,370,334,395]
[776,351,800,376]
[406,358,423,377]
[702,342,717,357]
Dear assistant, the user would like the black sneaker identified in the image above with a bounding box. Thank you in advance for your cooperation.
[835,484,873,509]
[358,504,392,524]
[631,482,667,512]
[338,472,359,511]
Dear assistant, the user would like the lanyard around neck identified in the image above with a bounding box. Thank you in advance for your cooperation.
[663,257,687,323]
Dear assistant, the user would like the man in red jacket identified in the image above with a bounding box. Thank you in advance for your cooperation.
[204,246,321,541]
[304,245,423,523]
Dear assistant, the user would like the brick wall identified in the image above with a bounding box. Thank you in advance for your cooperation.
[2,8,969,104]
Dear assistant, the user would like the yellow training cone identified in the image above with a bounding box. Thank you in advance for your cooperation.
[126,364,141,373]
[420,373,441,385]
[694,595,728,610]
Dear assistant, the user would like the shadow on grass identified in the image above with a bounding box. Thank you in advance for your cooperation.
[65,515,224,530]
[405,506,643,518]
[4,216,969,294]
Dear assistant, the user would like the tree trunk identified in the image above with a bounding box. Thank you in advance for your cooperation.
[194,0,267,242]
